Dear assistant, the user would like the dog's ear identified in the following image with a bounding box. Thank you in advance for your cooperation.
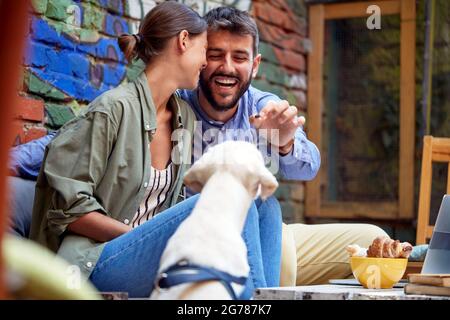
[257,166,278,201]
[183,154,213,193]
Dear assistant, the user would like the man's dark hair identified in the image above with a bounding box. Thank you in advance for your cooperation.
[204,7,259,57]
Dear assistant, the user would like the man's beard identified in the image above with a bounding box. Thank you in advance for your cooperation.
[199,70,252,112]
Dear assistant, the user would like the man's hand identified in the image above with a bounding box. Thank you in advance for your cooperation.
[249,100,305,155]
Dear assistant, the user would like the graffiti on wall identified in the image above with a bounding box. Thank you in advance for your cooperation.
[25,0,157,103]
[25,0,251,103]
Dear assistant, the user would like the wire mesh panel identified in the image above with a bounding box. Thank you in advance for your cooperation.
[306,1,419,222]
[428,0,450,224]
[322,15,401,205]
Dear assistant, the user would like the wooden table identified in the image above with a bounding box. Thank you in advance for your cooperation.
[254,284,450,300]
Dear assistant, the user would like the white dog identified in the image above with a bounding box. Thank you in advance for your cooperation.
[150,141,278,300]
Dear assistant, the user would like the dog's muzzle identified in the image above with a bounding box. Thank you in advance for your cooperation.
[154,260,247,300]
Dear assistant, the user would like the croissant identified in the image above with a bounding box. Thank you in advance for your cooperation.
[399,241,413,258]
[346,244,367,257]
[366,236,412,259]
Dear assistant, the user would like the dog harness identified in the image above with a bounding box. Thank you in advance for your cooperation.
[154,260,247,300]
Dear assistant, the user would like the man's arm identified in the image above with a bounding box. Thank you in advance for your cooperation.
[251,88,321,181]
[277,128,321,181]
[9,132,56,179]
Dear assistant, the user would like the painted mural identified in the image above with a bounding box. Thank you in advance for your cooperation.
[25,0,251,104]
[27,0,140,102]
[21,0,309,222]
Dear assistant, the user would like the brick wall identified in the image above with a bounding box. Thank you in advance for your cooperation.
[251,0,309,223]
[18,0,310,223]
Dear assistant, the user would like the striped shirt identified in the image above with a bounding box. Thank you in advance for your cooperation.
[131,162,175,228]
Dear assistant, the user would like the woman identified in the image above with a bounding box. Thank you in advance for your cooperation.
[30,2,280,298]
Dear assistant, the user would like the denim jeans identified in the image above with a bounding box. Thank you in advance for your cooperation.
[89,194,282,299]
[7,177,36,238]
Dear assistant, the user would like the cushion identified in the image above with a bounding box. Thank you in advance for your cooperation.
[3,235,101,300]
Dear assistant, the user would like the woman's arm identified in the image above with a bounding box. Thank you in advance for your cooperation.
[42,112,122,239]
[67,211,132,243]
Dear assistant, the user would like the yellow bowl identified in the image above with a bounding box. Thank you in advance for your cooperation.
[350,256,408,289]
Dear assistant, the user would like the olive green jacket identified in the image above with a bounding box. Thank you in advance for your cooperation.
[29,72,196,277]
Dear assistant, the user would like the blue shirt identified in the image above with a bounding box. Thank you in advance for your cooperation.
[9,132,57,180]
[179,86,320,181]
[10,86,320,181]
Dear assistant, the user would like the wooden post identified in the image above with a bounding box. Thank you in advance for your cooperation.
[0,0,30,299]
[416,136,432,245]
[306,4,324,217]
[323,0,401,19]
[447,163,450,195]
[399,0,416,219]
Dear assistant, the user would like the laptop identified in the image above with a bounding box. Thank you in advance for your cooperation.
[422,194,450,274]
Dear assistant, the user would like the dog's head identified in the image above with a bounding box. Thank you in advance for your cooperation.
[184,141,278,200]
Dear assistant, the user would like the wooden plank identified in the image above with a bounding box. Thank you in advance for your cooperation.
[447,163,450,195]
[431,137,450,154]
[320,201,398,220]
[407,262,424,268]
[405,262,423,279]
[324,0,401,20]
[305,4,325,218]
[426,225,434,239]
[400,0,416,20]
[432,153,450,163]
[416,136,433,245]
[398,0,416,219]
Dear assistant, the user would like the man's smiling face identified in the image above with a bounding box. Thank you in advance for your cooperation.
[199,30,261,112]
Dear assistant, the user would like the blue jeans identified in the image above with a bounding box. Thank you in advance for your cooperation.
[7,177,36,238]
[89,194,282,299]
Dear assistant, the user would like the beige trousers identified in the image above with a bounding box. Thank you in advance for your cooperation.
[280,223,388,286]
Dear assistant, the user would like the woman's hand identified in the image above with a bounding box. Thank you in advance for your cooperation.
[67,211,132,243]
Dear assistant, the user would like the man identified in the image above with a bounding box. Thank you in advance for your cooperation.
[9,7,386,287]
[178,7,387,286]
[180,8,319,181]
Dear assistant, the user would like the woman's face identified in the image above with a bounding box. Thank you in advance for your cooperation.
[180,31,208,89]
